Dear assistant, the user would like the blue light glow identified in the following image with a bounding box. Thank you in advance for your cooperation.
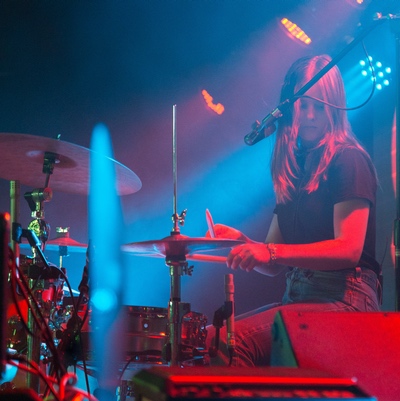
[91,288,118,312]
[358,58,391,92]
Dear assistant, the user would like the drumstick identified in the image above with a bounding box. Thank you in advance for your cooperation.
[205,208,216,238]
[131,252,227,264]
[187,254,226,263]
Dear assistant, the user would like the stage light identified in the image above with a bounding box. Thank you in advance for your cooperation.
[280,18,312,45]
[345,0,368,9]
[202,89,225,115]
[358,57,391,91]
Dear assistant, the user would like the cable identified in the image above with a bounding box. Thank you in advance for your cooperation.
[294,42,376,112]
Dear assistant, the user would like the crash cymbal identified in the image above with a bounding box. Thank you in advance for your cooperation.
[0,133,141,195]
[121,233,243,257]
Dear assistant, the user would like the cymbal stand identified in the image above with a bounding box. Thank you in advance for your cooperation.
[21,152,58,392]
[167,105,192,366]
[165,256,192,367]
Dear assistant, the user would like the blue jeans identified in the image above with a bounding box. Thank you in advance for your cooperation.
[206,267,381,367]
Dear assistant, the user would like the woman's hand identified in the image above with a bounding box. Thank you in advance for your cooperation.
[205,223,284,275]
[205,223,253,243]
[226,243,271,272]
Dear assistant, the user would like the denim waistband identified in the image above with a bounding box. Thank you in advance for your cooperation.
[291,266,378,289]
[285,266,381,308]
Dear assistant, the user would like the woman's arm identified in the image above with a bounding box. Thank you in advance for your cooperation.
[227,198,370,274]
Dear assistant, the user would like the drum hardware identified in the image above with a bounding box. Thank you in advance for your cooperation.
[56,263,91,371]
[12,224,66,393]
[122,106,243,367]
[45,227,88,268]
[0,133,141,398]
[207,299,233,359]
[7,253,67,395]
[5,141,73,392]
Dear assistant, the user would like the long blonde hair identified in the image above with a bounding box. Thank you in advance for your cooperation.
[272,55,371,204]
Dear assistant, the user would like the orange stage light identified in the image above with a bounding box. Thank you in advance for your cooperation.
[280,18,311,45]
[202,89,225,115]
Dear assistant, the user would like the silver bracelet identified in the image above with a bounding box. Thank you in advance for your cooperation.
[266,243,277,265]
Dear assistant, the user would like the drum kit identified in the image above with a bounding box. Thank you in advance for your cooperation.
[0,131,242,399]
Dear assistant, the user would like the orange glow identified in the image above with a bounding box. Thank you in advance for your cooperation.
[280,18,311,45]
[202,89,225,115]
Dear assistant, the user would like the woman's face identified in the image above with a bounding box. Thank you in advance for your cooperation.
[296,85,329,148]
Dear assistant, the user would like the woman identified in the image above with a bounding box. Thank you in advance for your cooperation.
[207,55,381,367]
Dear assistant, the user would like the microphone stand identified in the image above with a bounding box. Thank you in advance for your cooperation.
[245,17,386,146]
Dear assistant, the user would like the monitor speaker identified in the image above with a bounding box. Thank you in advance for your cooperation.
[271,310,400,401]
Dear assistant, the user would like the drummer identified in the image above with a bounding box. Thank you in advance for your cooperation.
[207,55,381,367]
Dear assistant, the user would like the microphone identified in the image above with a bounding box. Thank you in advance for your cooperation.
[244,100,290,146]
[224,274,236,361]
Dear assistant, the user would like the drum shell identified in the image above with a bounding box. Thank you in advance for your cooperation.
[76,305,207,363]
[124,306,168,355]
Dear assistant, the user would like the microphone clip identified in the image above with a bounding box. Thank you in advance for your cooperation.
[244,99,291,146]
[208,301,233,358]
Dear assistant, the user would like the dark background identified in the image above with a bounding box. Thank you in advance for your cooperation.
[0,0,397,323]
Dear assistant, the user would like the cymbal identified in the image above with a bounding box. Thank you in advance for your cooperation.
[121,233,243,257]
[45,237,87,252]
[0,133,142,195]
[19,236,87,253]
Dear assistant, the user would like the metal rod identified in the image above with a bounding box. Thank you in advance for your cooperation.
[168,262,181,367]
[172,105,179,233]
[26,280,41,393]
[10,181,20,264]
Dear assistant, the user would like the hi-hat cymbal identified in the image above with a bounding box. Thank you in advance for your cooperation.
[121,233,243,258]
[0,133,141,195]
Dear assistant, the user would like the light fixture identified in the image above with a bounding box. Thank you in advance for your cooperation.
[202,90,225,115]
[359,56,392,91]
[280,18,312,45]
